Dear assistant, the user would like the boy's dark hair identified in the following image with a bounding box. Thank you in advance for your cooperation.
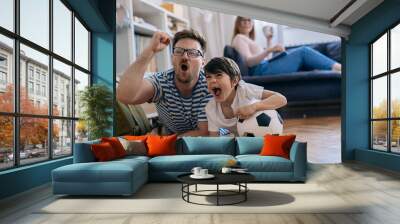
[204,57,242,81]
[173,29,207,52]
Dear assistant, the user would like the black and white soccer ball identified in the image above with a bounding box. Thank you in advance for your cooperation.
[237,110,283,137]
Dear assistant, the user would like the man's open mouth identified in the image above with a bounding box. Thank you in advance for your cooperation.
[180,63,189,71]
[212,87,222,96]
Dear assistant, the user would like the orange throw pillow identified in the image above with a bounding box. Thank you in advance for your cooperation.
[260,134,296,159]
[91,142,117,161]
[123,135,148,141]
[101,137,127,158]
[146,134,177,157]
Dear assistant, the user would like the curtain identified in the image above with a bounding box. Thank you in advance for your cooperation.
[186,7,235,61]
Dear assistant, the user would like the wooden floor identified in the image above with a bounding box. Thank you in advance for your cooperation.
[1,162,400,224]
[284,116,341,164]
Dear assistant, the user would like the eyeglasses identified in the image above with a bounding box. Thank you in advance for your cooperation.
[173,47,203,58]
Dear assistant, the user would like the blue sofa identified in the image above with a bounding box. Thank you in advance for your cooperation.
[52,137,307,196]
[224,42,341,118]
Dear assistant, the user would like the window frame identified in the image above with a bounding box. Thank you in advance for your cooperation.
[0,0,92,171]
[370,20,400,154]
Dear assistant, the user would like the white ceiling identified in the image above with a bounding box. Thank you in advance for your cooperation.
[226,0,352,22]
[169,0,384,38]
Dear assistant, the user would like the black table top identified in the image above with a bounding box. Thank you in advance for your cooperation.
[177,172,255,185]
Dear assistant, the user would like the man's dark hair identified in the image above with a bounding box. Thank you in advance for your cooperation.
[204,57,242,81]
[173,29,207,52]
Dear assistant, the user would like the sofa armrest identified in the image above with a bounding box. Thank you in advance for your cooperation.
[289,141,307,181]
[73,140,100,163]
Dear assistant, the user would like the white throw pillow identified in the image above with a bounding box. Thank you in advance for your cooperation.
[118,137,147,156]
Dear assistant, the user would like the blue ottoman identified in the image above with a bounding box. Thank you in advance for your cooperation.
[52,156,148,196]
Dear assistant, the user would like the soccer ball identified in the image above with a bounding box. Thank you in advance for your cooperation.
[237,110,283,137]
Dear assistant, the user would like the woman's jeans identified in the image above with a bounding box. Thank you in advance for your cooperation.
[249,46,336,76]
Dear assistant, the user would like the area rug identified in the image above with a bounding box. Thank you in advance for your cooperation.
[37,183,362,214]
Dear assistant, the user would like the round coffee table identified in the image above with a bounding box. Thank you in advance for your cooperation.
[177,173,255,206]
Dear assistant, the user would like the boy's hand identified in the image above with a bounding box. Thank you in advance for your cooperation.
[235,104,257,120]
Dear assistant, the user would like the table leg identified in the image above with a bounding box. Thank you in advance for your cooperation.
[195,184,197,192]
[181,184,183,199]
[245,183,247,201]
[217,184,219,206]
[187,184,190,202]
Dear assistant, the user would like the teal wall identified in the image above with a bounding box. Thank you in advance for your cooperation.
[92,32,116,136]
[0,158,72,199]
[0,0,115,200]
[355,149,400,172]
[344,0,400,171]
[71,0,116,135]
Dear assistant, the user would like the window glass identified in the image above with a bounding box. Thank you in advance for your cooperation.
[372,121,388,151]
[0,35,14,113]
[1,0,92,168]
[0,116,13,170]
[0,34,14,112]
[20,0,49,49]
[372,77,387,119]
[20,117,49,165]
[74,69,89,118]
[372,34,387,76]
[53,0,72,60]
[0,0,14,31]
[53,119,72,158]
[391,120,400,153]
[75,18,89,70]
[391,24,400,70]
[75,120,88,143]
[391,72,400,118]
[53,59,72,117]
[20,44,49,115]
[28,81,33,94]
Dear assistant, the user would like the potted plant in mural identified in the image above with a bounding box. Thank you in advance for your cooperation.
[79,84,113,140]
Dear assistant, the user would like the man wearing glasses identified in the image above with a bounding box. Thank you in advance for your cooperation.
[117,30,211,136]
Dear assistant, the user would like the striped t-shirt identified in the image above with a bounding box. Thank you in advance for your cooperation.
[145,69,212,134]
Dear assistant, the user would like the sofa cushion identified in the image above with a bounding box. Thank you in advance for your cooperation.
[52,159,147,183]
[236,155,293,172]
[325,42,341,63]
[236,137,263,155]
[260,134,296,159]
[101,137,127,158]
[123,135,148,141]
[224,45,249,76]
[118,138,147,156]
[243,72,341,103]
[147,134,177,157]
[74,140,100,163]
[180,137,235,155]
[148,154,235,172]
[91,142,118,161]
[116,155,150,163]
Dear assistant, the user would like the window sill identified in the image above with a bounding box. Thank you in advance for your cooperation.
[0,156,72,175]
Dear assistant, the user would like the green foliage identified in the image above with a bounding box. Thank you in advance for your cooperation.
[79,84,113,140]
[372,99,400,140]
